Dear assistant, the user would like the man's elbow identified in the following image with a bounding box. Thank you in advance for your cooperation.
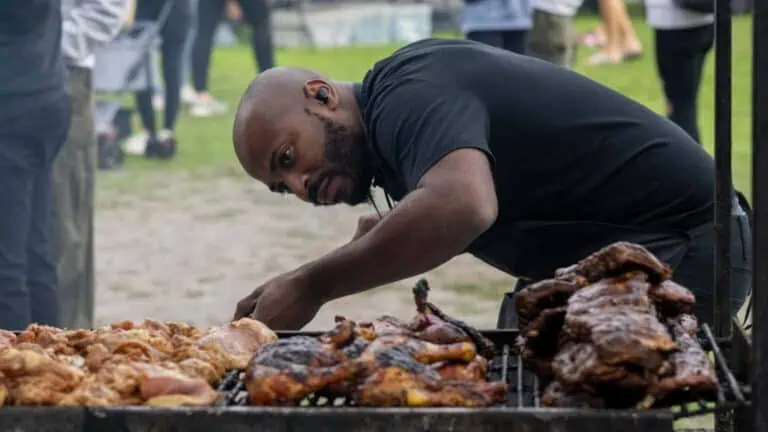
[459,197,498,237]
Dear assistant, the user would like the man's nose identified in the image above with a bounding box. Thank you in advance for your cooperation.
[285,173,311,201]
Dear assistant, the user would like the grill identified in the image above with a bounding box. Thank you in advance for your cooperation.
[215,328,748,418]
[0,327,750,432]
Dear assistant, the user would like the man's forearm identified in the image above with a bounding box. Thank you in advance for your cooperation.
[299,188,490,302]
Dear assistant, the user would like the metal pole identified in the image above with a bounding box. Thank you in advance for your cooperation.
[713,0,733,428]
[752,0,768,428]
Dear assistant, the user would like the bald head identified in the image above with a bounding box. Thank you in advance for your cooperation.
[230,67,373,206]
[233,67,326,171]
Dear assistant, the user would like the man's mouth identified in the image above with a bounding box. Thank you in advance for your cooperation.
[313,176,346,205]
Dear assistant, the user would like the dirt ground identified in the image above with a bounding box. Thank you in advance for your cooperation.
[94,172,513,330]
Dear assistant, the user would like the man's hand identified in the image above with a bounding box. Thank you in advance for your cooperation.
[351,213,382,241]
[233,271,322,330]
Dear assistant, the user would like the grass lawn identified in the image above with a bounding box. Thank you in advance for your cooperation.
[109,15,755,199]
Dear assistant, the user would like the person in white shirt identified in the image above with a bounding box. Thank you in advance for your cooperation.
[527,0,583,67]
[54,0,129,329]
[645,0,714,143]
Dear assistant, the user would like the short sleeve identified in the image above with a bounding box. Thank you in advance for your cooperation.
[369,82,495,191]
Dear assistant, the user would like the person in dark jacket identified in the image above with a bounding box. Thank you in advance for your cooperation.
[229,39,750,331]
[0,0,70,330]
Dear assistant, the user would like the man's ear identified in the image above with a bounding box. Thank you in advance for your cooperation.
[303,79,339,109]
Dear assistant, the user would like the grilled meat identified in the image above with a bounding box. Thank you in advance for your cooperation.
[649,318,716,404]
[514,278,585,327]
[433,355,488,382]
[541,381,605,408]
[355,280,496,359]
[517,242,716,410]
[354,346,507,407]
[555,242,672,284]
[649,280,696,316]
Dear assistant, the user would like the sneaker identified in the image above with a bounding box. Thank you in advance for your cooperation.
[152,93,165,111]
[181,85,198,105]
[189,97,228,117]
[145,129,177,160]
[123,131,149,155]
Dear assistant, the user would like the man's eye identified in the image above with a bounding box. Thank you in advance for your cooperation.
[278,148,293,168]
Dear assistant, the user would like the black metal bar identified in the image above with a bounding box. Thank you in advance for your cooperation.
[751,0,768,429]
[713,0,734,342]
[713,0,734,428]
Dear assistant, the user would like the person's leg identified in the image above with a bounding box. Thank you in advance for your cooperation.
[527,11,573,67]
[502,30,528,55]
[654,26,710,143]
[49,67,96,329]
[0,123,36,330]
[160,0,190,133]
[133,0,161,138]
[190,0,229,117]
[145,0,191,160]
[466,30,505,49]
[192,0,226,94]
[26,95,70,328]
[237,0,275,72]
[180,0,200,103]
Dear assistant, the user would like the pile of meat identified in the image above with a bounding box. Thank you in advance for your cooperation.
[515,242,718,409]
[0,318,278,406]
[244,280,508,407]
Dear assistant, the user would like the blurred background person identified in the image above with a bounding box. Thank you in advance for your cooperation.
[0,0,69,330]
[54,0,129,329]
[581,0,643,65]
[462,0,533,54]
[527,0,583,67]
[126,0,191,160]
[646,0,714,143]
[191,0,275,117]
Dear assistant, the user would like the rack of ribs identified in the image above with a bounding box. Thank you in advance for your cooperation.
[514,241,716,409]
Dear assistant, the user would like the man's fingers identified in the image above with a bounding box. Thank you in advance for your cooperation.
[234,298,257,320]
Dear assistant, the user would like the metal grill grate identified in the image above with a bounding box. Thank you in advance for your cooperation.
[215,326,748,417]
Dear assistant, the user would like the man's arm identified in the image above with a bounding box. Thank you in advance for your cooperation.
[61,0,129,64]
[301,147,497,302]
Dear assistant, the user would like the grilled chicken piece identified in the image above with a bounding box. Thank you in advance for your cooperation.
[433,355,488,382]
[0,347,86,405]
[555,242,672,284]
[541,381,605,408]
[194,318,277,370]
[59,361,220,407]
[649,320,716,404]
[245,339,363,406]
[354,346,507,407]
[0,330,16,348]
[514,278,586,327]
[354,280,496,358]
[649,280,696,316]
[363,335,477,364]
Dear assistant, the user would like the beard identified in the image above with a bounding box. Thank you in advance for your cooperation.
[306,112,374,206]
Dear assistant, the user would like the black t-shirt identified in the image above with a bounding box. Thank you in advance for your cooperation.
[354,38,716,280]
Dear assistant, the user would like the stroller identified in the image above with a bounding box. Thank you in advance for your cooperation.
[91,0,175,170]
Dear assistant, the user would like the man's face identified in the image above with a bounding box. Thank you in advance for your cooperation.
[245,108,373,206]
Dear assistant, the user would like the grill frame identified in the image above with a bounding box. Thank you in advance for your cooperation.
[0,326,749,432]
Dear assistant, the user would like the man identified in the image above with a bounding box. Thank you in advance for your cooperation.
[0,0,70,330]
[231,38,751,330]
[52,0,129,329]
